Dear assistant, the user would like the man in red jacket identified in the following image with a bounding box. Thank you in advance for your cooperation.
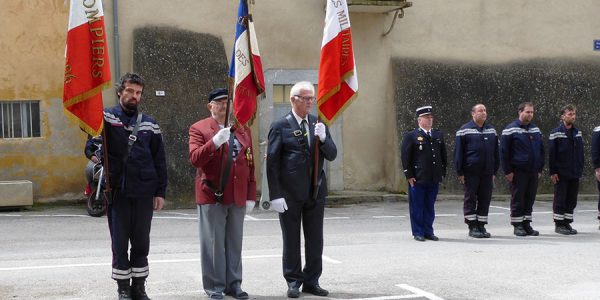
[188,88,256,300]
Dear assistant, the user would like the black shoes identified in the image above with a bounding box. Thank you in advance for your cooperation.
[287,286,300,298]
[302,285,329,297]
[208,293,224,299]
[413,235,425,241]
[131,278,150,300]
[556,224,578,235]
[226,287,249,299]
[424,235,439,241]
[513,224,527,236]
[117,279,132,300]
[468,224,484,238]
[523,222,539,236]
[478,223,491,238]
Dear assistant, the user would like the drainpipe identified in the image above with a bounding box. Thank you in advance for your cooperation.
[112,0,121,97]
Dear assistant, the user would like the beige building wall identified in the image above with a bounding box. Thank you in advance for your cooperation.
[0,1,87,201]
[2,0,599,201]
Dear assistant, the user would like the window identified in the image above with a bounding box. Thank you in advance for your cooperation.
[1,101,41,138]
[272,84,318,103]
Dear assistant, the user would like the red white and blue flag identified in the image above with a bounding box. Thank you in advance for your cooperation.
[317,0,358,125]
[229,0,265,126]
[63,0,111,136]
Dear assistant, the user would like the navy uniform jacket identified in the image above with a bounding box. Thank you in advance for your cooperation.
[267,112,337,202]
[592,126,600,169]
[548,123,584,179]
[454,120,499,176]
[500,120,544,175]
[401,128,448,183]
[103,105,168,198]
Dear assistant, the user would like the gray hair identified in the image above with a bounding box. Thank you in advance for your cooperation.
[289,81,315,100]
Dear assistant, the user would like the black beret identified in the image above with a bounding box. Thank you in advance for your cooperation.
[208,88,228,102]
[416,105,433,117]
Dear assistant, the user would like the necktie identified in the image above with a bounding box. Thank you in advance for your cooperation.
[300,119,309,146]
[427,131,431,137]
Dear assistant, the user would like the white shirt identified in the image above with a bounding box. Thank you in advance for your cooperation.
[292,109,310,146]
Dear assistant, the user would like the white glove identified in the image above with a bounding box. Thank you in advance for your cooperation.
[270,198,288,213]
[314,122,326,142]
[245,200,255,214]
[212,127,231,148]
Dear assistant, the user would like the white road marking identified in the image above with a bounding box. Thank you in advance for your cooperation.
[0,254,341,272]
[488,212,505,215]
[396,284,445,300]
[245,215,259,221]
[373,216,406,219]
[490,205,510,210]
[435,214,456,217]
[153,216,196,220]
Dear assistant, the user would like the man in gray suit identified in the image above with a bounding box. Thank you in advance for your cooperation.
[266,81,337,298]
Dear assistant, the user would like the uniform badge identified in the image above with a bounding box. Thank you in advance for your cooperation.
[419,145,423,150]
[246,147,254,167]
[293,130,302,137]
[417,136,423,141]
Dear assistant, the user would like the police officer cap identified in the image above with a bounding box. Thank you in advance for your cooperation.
[416,105,433,117]
[208,88,228,102]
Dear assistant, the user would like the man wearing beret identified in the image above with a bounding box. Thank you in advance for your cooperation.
[401,105,448,242]
[188,88,256,299]
[266,81,337,298]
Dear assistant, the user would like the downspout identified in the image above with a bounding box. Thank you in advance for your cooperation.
[112,0,121,99]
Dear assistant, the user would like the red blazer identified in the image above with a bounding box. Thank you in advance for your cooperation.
[188,117,256,206]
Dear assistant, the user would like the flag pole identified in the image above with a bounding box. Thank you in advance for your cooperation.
[101,126,111,194]
[312,117,321,200]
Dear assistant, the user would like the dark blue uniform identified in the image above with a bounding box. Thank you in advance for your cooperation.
[454,120,499,225]
[500,120,544,226]
[591,126,600,220]
[103,105,167,281]
[549,123,583,225]
[401,128,447,238]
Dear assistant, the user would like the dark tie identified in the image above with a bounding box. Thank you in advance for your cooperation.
[300,119,309,146]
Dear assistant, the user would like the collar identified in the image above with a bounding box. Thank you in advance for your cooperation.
[291,110,308,126]
[419,127,432,134]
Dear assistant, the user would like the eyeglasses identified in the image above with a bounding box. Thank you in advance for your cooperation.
[294,95,316,102]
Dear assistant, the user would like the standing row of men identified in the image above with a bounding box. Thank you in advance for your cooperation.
[95,74,335,299]
[402,102,595,242]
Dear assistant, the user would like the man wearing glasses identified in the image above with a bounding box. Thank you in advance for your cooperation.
[266,81,337,298]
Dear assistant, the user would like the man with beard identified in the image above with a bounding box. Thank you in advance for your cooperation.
[454,104,499,238]
[103,73,167,300]
[548,104,583,235]
[500,102,544,237]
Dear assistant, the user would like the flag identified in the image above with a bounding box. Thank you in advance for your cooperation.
[317,0,358,125]
[229,0,265,127]
[63,0,111,136]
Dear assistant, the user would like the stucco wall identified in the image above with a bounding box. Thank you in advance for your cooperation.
[0,1,88,201]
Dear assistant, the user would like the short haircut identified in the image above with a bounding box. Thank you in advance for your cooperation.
[518,102,534,113]
[289,81,315,99]
[471,103,485,113]
[116,73,145,96]
[560,104,576,115]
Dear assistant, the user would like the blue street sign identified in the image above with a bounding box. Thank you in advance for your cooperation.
[595,40,600,51]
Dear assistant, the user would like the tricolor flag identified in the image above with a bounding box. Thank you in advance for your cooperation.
[317,0,358,125]
[63,0,111,136]
[228,0,265,127]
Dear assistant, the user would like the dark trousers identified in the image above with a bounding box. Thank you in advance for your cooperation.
[597,181,600,220]
[408,181,439,237]
[509,171,538,225]
[278,198,325,287]
[107,190,154,280]
[552,177,579,224]
[463,174,493,224]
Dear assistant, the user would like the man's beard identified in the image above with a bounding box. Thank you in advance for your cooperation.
[121,99,138,112]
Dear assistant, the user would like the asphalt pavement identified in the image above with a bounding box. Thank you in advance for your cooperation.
[1,198,599,300]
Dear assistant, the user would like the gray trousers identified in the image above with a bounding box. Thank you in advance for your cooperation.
[197,203,245,296]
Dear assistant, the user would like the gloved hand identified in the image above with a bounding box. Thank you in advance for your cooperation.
[270,198,288,213]
[212,127,231,148]
[314,122,326,142]
[245,200,255,214]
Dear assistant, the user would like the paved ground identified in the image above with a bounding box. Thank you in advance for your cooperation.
[1,198,599,299]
